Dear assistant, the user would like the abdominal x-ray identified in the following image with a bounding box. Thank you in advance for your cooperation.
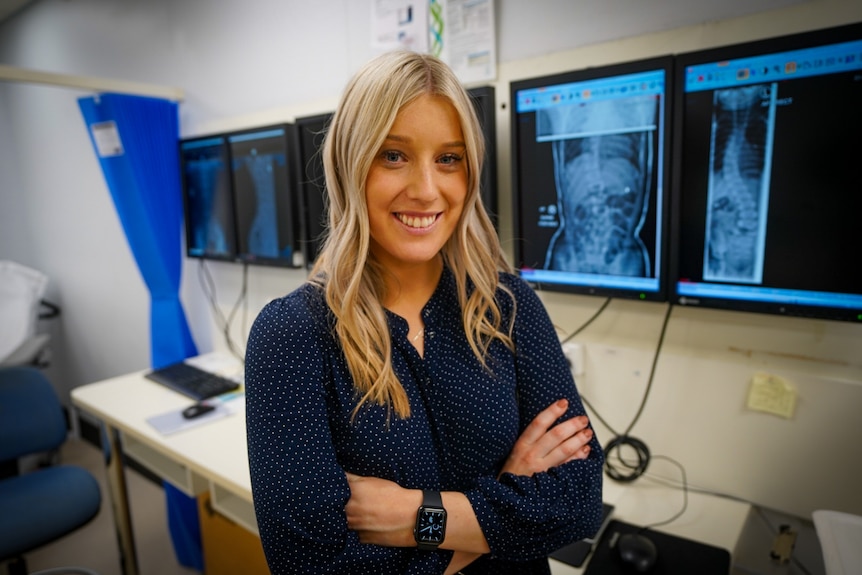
[704,84,775,284]
[537,95,657,277]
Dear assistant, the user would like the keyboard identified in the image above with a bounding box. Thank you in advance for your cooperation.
[145,361,240,401]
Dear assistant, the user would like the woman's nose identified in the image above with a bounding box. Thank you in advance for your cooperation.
[407,162,437,200]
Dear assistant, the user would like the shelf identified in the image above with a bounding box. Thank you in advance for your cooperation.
[122,433,208,496]
[211,482,258,535]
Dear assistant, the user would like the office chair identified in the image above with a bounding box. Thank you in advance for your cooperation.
[0,366,102,575]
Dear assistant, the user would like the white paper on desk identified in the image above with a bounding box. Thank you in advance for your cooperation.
[146,402,232,435]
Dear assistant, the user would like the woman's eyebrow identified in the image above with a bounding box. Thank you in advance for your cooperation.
[383,134,465,149]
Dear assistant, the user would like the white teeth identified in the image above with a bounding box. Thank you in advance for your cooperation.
[397,214,436,229]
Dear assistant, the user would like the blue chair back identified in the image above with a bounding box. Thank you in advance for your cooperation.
[0,366,68,462]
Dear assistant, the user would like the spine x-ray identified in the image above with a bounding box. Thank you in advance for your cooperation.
[536,95,657,277]
[187,159,231,255]
[704,84,777,284]
[237,152,280,258]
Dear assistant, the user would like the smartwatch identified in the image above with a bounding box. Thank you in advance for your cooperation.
[414,490,447,551]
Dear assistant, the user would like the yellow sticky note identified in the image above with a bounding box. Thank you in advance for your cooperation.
[746,372,797,419]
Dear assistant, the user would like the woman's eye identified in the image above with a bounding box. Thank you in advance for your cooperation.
[382,150,403,163]
[439,153,462,165]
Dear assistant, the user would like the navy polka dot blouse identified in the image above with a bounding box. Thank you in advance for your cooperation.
[245,268,604,574]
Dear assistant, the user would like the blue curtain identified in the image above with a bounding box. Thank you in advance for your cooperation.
[78,93,203,571]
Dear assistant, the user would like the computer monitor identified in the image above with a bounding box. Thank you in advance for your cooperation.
[510,56,674,301]
[467,86,499,228]
[670,22,862,322]
[292,113,333,268]
[228,124,302,268]
[180,135,238,262]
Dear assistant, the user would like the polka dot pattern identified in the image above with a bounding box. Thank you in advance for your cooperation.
[245,268,604,574]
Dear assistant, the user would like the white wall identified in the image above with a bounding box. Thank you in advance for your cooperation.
[1,0,860,521]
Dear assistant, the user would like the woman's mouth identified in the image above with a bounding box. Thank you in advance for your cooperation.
[395,213,438,229]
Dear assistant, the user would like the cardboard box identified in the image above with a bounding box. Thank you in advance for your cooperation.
[198,492,269,575]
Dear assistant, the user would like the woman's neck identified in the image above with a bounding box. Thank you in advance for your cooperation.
[381,255,444,318]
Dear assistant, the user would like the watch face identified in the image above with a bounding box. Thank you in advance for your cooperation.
[416,508,446,543]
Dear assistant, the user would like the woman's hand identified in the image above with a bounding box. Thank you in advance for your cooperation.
[500,398,593,477]
[345,473,419,546]
[345,474,490,565]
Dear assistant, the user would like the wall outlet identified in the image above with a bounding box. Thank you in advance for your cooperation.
[562,342,585,377]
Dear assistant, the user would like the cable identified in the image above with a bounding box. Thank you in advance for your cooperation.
[556,299,684,522]
[641,472,816,575]
[591,302,673,483]
[621,302,673,437]
[561,297,612,344]
[197,259,247,363]
[602,435,651,483]
[641,455,688,530]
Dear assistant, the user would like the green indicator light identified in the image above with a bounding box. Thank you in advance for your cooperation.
[639,293,646,300]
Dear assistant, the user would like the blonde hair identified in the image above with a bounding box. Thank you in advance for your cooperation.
[310,51,513,419]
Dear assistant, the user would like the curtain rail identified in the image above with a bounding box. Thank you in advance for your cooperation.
[0,63,183,101]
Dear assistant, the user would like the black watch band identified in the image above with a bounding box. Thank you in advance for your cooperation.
[414,490,447,551]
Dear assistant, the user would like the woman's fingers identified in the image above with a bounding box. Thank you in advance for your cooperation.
[516,398,570,445]
[501,399,594,477]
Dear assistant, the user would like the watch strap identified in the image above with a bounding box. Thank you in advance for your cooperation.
[422,489,443,509]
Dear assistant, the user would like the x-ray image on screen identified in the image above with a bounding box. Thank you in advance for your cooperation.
[511,59,671,300]
[537,95,657,278]
[235,152,281,258]
[230,126,297,266]
[181,137,236,260]
[672,24,862,322]
[704,84,775,284]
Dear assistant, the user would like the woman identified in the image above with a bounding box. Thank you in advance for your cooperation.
[245,50,603,574]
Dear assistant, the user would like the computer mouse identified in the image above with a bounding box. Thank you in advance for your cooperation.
[182,402,216,419]
[616,532,658,572]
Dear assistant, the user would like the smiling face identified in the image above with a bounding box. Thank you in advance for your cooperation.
[365,94,468,274]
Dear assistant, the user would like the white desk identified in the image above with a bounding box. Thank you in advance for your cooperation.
[72,355,252,575]
[72,355,750,575]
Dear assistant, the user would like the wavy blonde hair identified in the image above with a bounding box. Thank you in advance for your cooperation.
[309,51,513,419]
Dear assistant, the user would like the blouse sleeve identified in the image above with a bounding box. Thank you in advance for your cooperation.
[463,277,605,561]
[245,289,450,574]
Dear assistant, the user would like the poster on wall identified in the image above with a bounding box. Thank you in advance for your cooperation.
[373,0,430,52]
[432,0,497,83]
[372,0,496,83]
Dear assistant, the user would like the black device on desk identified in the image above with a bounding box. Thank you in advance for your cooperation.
[550,502,615,567]
[585,519,730,574]
[145,361,240,401]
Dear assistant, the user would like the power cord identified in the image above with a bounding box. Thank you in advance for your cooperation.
[590,302,673,482]
[561,297,612,344]
[197,259,247,363]
[638,471,816,575]
[574,302,688,530]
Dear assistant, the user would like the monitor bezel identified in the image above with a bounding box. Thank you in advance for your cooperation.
[467,85,499,229]
[292,112,333,269]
